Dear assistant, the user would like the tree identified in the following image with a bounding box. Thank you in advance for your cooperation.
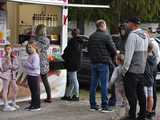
[69,0,160,33]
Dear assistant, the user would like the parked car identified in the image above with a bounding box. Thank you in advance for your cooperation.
[77,36,91,88]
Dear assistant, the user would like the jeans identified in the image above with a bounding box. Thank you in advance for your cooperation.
[89,63,109,108]
[27,75,41,108]
[124,72,146,119]
[41,74,51,99]
[66,71,79,97]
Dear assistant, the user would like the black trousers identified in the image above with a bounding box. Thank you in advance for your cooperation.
[27,75,40,108]
[41,74,51,99]
[124,72,146,119]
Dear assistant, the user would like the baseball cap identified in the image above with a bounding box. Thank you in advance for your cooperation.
[128,17,141,24]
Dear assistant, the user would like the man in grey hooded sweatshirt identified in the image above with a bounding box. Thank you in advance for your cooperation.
[121,17,149,120]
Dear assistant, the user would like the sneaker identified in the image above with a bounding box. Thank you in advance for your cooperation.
[24,106,41,111]
[10,103,20,109]
[150,111,156,117]
[29,107,41,112]
[61,96,70,101]
[89,105,101,112]
[119,116,135,120]
[44,98,52,103]
[136,115,146,120]
[101,106,113,113]
[69,95,79,101]
[3,105,16,112]
[24,106,32,111]
[145,111,153,120]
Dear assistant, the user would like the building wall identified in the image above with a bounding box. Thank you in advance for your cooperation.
[7,2,18,43]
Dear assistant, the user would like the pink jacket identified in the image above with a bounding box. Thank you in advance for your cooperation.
[0,55,19,80]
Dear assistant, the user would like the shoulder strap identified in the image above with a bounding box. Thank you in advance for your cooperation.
[133,30,146,39]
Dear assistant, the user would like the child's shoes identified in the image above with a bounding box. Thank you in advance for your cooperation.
[3,105,16,112]
[10,102,20,109]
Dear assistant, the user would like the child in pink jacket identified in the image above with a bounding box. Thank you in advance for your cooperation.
[0,44,19,112]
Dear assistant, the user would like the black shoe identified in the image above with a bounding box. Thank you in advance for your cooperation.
[136,115,145,120]
[146,111,153,120]
[24,106,32,111]
[24,106,41,111]
[69,95,79,101]
[29,107,41,112]
[90,105,101,112]
[150,111,156,117]
[61,96,70,100]
[101,106,113,113]
[119,116,135,120]
[44,98,52,103]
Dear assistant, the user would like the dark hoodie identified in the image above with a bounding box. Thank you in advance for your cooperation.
[144,54,156,87]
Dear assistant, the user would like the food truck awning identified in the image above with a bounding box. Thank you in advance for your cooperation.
[8,0,110,8]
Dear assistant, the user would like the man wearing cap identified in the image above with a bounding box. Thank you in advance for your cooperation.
[121,17,149,120]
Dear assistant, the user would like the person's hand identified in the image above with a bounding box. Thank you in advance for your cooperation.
[5,55,11,64]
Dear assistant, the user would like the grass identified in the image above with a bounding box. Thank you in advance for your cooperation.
[80,89,101,100]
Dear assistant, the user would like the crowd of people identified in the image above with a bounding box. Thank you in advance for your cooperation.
[0,17,159,120]
[86,18,159,120]
[0,24,52,112]
[62,18,160,120]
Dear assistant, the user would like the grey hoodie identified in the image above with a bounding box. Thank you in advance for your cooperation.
[121,28,149,75]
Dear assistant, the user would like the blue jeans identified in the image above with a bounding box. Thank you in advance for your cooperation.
[66,71,79,97]
[89,63,109,108]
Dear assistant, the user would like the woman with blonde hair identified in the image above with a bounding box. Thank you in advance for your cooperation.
[35,24,52,103]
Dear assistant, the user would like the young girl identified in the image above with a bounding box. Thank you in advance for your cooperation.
[24,40,41,111]
[0,44,19,112]
[109,54,127,107]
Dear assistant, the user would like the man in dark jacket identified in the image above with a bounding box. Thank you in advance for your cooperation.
[88,19,117,112]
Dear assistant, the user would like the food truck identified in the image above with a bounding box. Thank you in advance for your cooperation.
[0,0,109,103]
[0,0,68,102]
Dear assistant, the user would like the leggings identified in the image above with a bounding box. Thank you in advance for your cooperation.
[2,79,18,105]
[41,73,51,99]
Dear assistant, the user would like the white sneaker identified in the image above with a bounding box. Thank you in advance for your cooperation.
[10,103,20,109]
[29,107,41,112]
[3,105,16,112]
